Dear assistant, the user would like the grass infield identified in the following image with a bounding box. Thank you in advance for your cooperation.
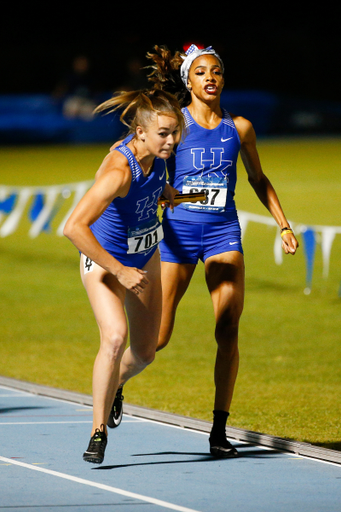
[0,138,340,450]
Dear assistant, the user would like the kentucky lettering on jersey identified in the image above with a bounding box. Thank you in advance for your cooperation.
[164,108,241,223]
[190,147,233,176]
[135,186,164,221]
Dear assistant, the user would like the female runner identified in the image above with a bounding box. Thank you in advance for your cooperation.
[64,88,184,463]
[146,44,299,458]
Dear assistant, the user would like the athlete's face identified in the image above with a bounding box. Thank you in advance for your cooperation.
[187,54,224,100]
[138,114,180,160]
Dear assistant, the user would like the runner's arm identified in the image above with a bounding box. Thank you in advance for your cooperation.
[234,116,298,254]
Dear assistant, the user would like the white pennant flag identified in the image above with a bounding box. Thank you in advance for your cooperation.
[56,181,92,236]
[0,187,32,237]
[28,187,60,238]
[321,227,336,278]
[237,211,249,241]
[274,230,283,265]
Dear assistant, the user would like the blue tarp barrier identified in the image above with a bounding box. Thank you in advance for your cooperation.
[1,91,341,145]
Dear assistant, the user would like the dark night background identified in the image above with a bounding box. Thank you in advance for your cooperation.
[1,4,340,140]
[1,5,339,101]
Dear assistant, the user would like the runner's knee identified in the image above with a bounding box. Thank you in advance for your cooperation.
[215,307,241,351]
[157,322,173,351]
[130,346,156,367]
[100,330,127,362]
[156,337,169,351]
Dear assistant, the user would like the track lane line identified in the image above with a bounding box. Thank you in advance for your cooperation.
[0,455,202,512]
[0,421,92,425]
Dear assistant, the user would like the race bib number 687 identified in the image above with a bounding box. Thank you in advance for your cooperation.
[182,175,228,212]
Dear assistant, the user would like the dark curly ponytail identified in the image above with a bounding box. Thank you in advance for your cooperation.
[145,45,191,108]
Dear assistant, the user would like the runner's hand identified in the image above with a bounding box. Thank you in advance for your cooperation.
[115,267,149,294]
[160,183,179,210]
[282,232,299,255]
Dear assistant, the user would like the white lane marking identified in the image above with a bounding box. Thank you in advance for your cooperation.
[0,394,31,397]
[0,456,202,512]
[0,421,92,426]
[0,420,139,426]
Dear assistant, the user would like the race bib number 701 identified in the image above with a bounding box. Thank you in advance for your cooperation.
[127,219,164,254]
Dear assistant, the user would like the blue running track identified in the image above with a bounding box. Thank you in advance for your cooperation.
[0,379,340,512]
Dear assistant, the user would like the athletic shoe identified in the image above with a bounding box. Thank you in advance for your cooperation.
[209,436,239,459]
[107,386,124,429]
[83,428,107,464]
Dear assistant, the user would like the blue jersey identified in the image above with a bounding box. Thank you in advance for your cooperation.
[165,107,240,223]
[90,137,166,268]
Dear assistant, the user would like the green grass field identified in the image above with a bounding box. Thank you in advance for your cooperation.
[1,138,340,450]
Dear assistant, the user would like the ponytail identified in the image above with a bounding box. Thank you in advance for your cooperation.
[94,88,185,138]
[145,46,191,108]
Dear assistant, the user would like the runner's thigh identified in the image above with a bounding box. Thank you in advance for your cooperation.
[125,249,163,350]
[80,254,127,339]
[205,251,245,319]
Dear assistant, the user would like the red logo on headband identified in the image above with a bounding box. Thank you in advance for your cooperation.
[183,42,205,52]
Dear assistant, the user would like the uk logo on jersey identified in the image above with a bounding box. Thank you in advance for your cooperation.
[135,186,163,221]
[191,147,233,177]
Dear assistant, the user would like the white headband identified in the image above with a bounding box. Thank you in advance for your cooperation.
[180,44,224,89]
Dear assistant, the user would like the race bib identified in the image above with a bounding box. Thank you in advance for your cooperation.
[127,219,164,254]
[182,175,228,212]
[83,254,96,274]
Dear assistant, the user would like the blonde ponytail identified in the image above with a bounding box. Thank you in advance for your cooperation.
[94,88,185,138]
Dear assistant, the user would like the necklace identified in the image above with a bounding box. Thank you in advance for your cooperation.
[135,155,153,176]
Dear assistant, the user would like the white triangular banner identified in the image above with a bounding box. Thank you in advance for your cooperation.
[237,211,249,241]
[0,188,32,237]
[321,226,337,278]
[29,187,60,238]
[56,182,92,236]
[274,230,283,265]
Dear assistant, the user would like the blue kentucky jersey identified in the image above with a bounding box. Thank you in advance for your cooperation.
[165,107,241,223]
[90,137,166,261]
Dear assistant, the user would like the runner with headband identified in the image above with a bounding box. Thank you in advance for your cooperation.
[146,44,298,458]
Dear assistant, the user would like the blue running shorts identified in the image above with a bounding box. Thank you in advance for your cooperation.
[89,222,160,269]
[80,243,158,271]
[105,244,159,269]
[160,218,243,264]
